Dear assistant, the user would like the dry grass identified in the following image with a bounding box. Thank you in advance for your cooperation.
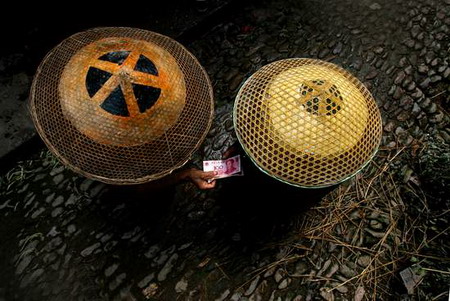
[244,146,442,300]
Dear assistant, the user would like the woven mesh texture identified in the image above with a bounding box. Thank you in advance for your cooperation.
[234,58,382,188]
[30,27,214,184]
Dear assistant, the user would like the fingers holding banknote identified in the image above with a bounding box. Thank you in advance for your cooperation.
[184,169,217,190]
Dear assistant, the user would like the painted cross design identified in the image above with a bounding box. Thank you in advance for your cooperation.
[86,50,162,117]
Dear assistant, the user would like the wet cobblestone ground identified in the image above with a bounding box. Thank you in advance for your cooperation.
[1,0,449,300]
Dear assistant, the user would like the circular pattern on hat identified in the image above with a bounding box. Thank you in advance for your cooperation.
[233,58,382,188]
[30,27,214,184]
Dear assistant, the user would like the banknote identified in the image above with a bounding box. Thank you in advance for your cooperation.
[203,155,243,179]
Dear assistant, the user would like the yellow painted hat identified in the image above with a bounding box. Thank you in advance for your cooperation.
[234,58,382,188]
[30,27,214,184]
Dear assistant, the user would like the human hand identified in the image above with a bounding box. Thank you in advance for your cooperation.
[184,168,217,190]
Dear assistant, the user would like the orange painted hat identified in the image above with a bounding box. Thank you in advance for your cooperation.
[30,27,214,184]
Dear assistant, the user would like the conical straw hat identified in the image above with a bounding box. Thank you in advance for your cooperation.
[30,27,214,184]
[234,58,382,188]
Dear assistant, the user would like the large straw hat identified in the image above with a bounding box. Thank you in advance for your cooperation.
[234,58,382,188]
[30,27,214,184]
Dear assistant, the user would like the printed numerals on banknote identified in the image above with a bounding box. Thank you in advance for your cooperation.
[203,155,243,179]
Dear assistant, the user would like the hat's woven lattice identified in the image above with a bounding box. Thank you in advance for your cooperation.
[30,27,214,184]
[234,58,382,188]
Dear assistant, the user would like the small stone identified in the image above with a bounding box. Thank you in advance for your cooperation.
[53,174,64,185]
[430,58,440,67]
[386,141,396,148]
[52,196,64,207]
[438,65,447,73]
[365,70,378,80]
[213,134,228,150]
[80,179,94,192]
[317,259,332,277]
[320,287,335,301]
[365,51,375,62]
[46,237,63,251]
[294,262,308,276]
[418,65,429,74]
[245,276,260,296]
[443,68,450,79]
[411,88,423,99]
[51,207,63,218]
[373,46,384,54]
[402,168,414,183]
[157,253,178,281]
[33,174,46,182]
[137,273,155,289]
[393,86,403,100]
[400,95,414,109]
[339,265,356,278]
[333,42,343,55]
[357,256,371,267]
[264,266,276,278]
[109,273,126,291]
[428,103,437,114]
[404,39,415,48]
[47,226,60,237]
[406,81,416,91]
[403,64,413,75]
[145,245,160,259]
[31,207,45,219]
[430,75,442,83]
[412,103,421,115]
[274,268,284,283]
[318,48,330,59]
[80,243,101,257]
[105,263,119,277]
[216,289,231,301]
[365,228,385,238]
[230,74,244,91]
[352,58,362,71]
[16,256,32,275]
[394,72,405,85]
[278,278,291,290]
[369,3,381,10]
[430,112,444,124]
[400,266,424,295]
[278,42,289,53]
[175,278,188,293]
[45,193,56,203]
[370,219,383,230]
[232,233,241,242]
[65,194,77,206]
[410,25,421,38]
[230,292,243,301]
[325,264,339,278]
[335,284,349,293]
[419,78,430,89]
[354,285,365,301]
[121,226,141,240]
[425,52,434,64]
[386,66,396,75]
[67,224,76,234]
[399,57,408,68]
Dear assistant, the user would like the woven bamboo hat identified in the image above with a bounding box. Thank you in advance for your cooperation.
[234,58,382,188]
[30,27,214,184]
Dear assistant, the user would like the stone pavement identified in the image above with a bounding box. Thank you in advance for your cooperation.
[1,0,449,300]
